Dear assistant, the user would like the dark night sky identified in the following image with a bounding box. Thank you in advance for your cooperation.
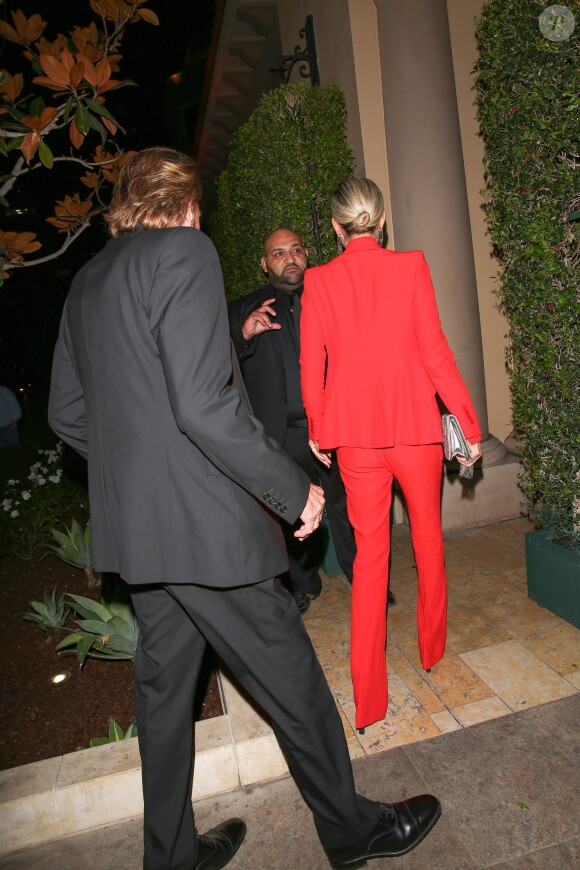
[0,0,217,393]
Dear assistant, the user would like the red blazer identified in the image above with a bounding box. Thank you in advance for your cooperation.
[300,237,481,450]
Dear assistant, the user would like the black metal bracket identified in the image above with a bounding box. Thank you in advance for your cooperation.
[279,15,320,86]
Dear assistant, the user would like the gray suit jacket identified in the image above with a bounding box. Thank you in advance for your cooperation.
[49,226,309,586]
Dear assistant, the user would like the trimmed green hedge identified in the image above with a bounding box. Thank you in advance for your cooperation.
[210,82,353,301]
[475,0,579,548]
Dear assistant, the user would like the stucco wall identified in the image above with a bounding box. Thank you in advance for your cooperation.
[347,0,394,248]
[275,0,513,440]
[276,0,366,177]
[447,0,512,440]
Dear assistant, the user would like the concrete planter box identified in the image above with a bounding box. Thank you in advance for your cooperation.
[526,529,580,629]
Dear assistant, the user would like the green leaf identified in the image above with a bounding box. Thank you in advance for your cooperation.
[28,96,45,117]
[22,614,47,630]
[85,99,115,124]
[0,71,6,86]
[90,736,109,747]
[56,632,85,650]
[63,96,75,124]
[76,635,94,665]
[68,594,112,622]
[108,720,123,742]
[565,211,580,222]
[38,140,54,169]
[71,517,82,538]
[90,104,125,136]
[51,528,70,547]
[87,112,108,145]
[74,102,91,136]
[30,55,43,76]
[104,634,136,655]
[76,619,111,635]
[83,648,133,660]
[65,601,95,620]
[6,136,24,153]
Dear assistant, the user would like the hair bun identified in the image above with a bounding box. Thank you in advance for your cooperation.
[355,210,370,230]
[330,178,385,236]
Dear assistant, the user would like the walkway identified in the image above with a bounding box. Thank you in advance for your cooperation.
[2,518,579,867]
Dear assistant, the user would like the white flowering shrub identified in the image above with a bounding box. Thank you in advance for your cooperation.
[0,443,86,559]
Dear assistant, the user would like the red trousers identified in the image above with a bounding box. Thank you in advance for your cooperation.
[337,444,447,729]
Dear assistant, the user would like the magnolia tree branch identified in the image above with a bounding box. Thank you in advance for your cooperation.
[3,221,92,270]
[0,155,26,199]
[0,1,157,284]
[103,1,140,55]
[3,106,68,140]
[1,152,122,199]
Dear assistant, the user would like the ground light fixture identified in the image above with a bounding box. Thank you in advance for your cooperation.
[50,671,71,685]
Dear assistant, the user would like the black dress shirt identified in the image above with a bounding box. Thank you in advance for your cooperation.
[274,288,306,426]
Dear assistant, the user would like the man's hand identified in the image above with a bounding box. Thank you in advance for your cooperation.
[309,439,331,469]
[457,441,482,467]
[294,483,324,540]
[242,298,282,341]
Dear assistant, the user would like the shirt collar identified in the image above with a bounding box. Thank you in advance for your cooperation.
[273,284,303,301]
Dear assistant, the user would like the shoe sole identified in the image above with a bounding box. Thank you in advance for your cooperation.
[328,804,442,869]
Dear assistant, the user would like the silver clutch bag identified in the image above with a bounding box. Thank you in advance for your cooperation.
[442,414,474,479]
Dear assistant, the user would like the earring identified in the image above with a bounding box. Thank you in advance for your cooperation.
[337,235,345,255]
[378,228,384,247]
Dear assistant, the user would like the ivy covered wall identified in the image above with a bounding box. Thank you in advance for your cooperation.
[475,0,579,546]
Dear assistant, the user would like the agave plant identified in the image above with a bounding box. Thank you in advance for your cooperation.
[48,519,99,587]
[22,585,70,632]
[56,579,139,666]
[90,719,138,748]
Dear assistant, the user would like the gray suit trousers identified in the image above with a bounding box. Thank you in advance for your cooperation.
[130,578,379,870]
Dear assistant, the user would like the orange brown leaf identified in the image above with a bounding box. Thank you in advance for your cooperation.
[0,72,24,103]
[0,231,42,260]
[69,119,85,149]
[0,11,46,47]
[35,34,68,58]
[20,130,41,163]
[80,172,99,189]
[21,107,58,132]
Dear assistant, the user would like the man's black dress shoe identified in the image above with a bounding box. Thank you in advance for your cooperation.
[193,818,246,870]
[294,590,321,614]
[323,795,441,868]
[387,589,396,607]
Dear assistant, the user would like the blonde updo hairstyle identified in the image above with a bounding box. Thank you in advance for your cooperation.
[331,177,384,239]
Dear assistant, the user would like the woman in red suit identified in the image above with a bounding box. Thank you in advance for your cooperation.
[300,178,481,731]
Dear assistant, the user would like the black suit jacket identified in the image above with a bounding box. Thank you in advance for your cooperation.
[49,229,309,587]
[228,284,294,446]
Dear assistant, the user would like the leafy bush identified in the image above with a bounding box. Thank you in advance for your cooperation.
[48,517,100,587]
[56,577,139,666]
[21,585,69,631]
[49,518,90,568]
[0,442,87,558]
[90,718,137,747]
[210,82,353,301]
[475,0,579,549]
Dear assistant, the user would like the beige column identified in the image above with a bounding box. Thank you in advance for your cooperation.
[375,0,505,463]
